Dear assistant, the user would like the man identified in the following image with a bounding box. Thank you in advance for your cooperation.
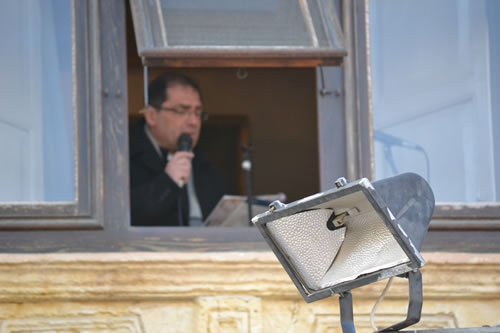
[129,73,230,226]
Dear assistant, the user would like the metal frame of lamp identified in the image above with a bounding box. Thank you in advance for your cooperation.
[252,173,435,332]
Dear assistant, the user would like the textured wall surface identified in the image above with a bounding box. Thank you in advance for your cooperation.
[0,252,498,332]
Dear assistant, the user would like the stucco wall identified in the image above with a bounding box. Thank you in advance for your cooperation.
[0,252,499,332]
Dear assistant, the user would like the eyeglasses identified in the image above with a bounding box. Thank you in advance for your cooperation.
[159,107,208,121]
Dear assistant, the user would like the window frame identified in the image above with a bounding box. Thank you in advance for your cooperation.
[0,0,103,230]
[0,0,268,253]
[129,0,347,68]
[350,0,500,230]
[1,0,499,255]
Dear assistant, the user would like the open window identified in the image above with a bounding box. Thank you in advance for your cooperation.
[0,0,351,251]
[2,0,498,254]
[126,0,348,223]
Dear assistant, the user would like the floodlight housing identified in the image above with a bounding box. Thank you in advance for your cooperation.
[252,173,434,331]
[253,173,433,301]
[252,173,500,333]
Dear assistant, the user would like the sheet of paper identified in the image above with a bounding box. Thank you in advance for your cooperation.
[204,193,286,227]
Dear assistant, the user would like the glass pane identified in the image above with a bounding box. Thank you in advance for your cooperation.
[152,0,332,47]
[369,0,499,203]
[0,0,74,202]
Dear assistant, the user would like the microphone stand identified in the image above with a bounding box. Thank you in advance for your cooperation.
[241,144,254,226]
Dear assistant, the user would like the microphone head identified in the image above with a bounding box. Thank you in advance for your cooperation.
[177,133,192,152]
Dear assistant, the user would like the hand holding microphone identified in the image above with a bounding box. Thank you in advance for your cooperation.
[165,133,193,188]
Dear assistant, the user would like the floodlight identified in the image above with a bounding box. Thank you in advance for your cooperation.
[252,173,435,332]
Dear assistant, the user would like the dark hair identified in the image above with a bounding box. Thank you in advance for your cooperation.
[148,72,202,109]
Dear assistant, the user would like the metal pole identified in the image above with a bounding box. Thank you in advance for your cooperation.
[241,144,254,226]
[339,291,356,333]
[144,66,149,106]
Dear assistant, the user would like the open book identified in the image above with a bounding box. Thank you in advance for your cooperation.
[204,193,286,227]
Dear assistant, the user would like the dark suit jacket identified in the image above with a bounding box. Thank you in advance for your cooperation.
[129,118,230,226]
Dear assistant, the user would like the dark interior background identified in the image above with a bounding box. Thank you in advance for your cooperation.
[126,6,320,203]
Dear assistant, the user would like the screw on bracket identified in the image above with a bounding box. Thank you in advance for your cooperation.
[335,177,347,188]
[268,200,286,213]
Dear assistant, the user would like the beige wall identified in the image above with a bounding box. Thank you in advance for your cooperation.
[0,252,499,332]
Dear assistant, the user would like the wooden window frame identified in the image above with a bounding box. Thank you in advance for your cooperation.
[348,0,500,231]
[0,0,268,252]
[0,0,103,230]
[1,0,499,254]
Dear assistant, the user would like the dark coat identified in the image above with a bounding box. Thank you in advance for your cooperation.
[129,118,230,226]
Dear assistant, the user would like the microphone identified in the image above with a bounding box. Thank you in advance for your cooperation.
[373,130,423,151]
[177,133,192,152]
[176,133,192,187]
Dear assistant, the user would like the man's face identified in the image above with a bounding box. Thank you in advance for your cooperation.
[146,83,202,152]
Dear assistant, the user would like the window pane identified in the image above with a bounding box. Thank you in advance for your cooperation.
[157,0,327,47]
[132,0,344,51]
[0,0,74,202]
[369,0,499,203]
